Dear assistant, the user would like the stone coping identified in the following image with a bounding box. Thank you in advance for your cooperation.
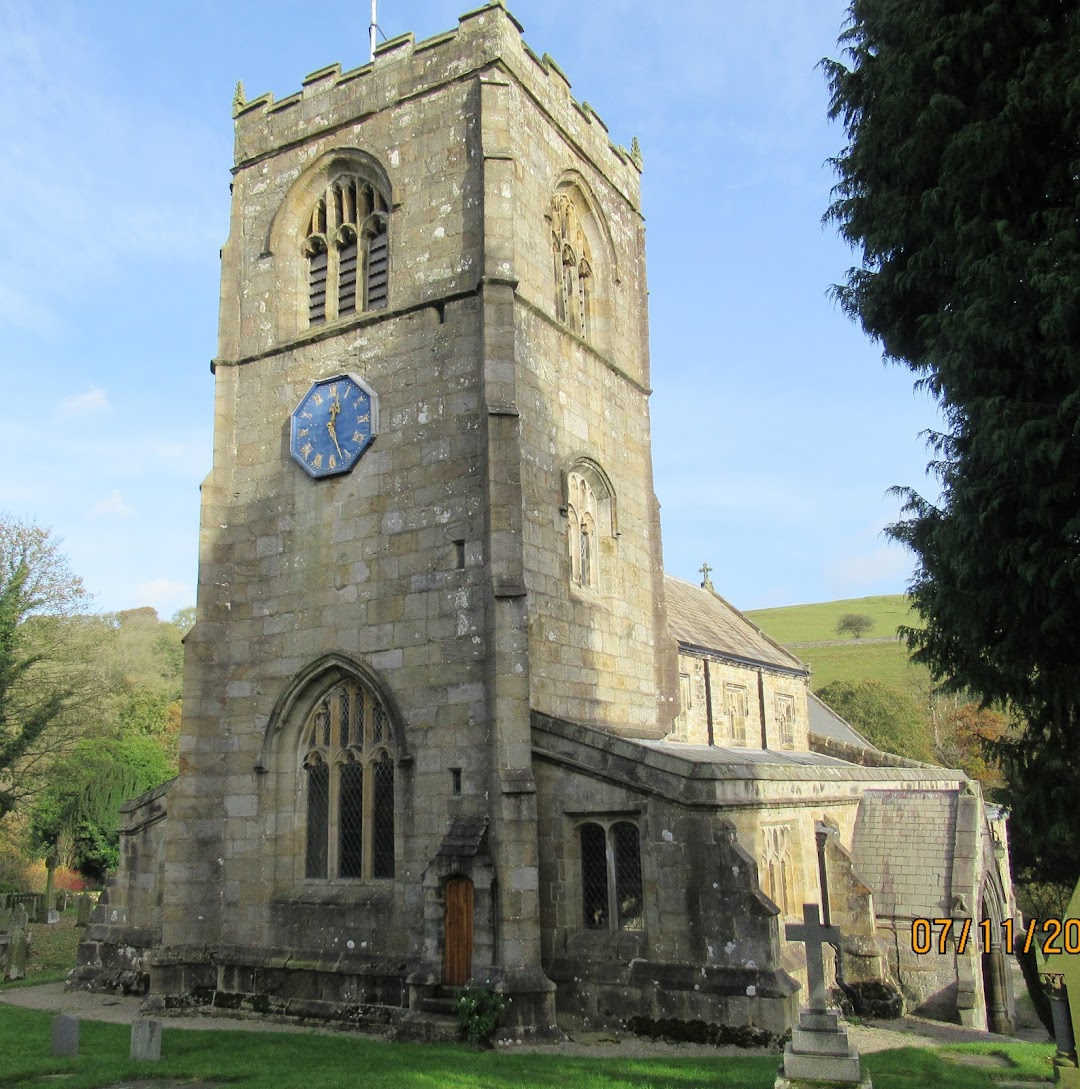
[532,713,966,808]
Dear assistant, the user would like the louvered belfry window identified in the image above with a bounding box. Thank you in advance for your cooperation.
[301,680,395,880]
[302,175,389,326]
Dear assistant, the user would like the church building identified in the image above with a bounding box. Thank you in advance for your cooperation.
[75,2,1016,1042]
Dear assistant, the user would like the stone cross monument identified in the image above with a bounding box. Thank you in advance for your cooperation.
[776,903,871,1089]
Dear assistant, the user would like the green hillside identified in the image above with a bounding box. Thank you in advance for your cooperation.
[744,594,919,645]
[745,594,930,697]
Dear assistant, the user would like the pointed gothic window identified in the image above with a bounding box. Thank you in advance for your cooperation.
[567,470,600,590]
[776,693,796,748]
[579,820,644,932]
[724,683,750,746]
[300,679,395,880]
[302,175,389,326]
[762,824,794,916]
[550,193,593,341]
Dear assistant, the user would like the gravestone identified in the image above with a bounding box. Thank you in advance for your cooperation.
[51,1014,79,1057]
[75,894,92,928]
[39,850,56,923]
[776,903,872,1089]
[130,1018,162,1061]
[6,925,27,981]
[13,904,28,931]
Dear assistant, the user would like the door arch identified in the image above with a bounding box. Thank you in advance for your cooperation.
[443,876,474,986]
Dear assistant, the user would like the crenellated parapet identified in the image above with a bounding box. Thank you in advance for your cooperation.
[232,2,642,210]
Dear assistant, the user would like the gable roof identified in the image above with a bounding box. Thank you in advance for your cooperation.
[663,575,806,674]
[807,692,876,749]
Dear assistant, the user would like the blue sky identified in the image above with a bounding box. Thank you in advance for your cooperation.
[0,0,941,617]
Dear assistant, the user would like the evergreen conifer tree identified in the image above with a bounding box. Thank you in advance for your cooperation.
[823,2,1080,882]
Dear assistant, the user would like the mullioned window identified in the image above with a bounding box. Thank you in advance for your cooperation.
[301,679,395,880]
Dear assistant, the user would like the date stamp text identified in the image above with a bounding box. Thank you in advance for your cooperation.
[911,918,1080,955]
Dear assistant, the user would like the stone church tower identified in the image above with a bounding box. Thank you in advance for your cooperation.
[76,2,1017,1042]
[149,1,671,1034]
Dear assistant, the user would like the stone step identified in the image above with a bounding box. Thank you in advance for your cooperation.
[419,996,458,1016]
[394,1012,459,1044]
[782,1043,864,1084]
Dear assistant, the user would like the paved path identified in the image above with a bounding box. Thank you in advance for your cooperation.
[0,977,1052,1058]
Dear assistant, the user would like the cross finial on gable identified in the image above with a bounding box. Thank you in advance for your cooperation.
[698,562,713,590]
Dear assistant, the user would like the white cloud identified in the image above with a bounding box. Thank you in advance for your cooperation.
[826,543,912,598]
[61,386,110,417]
[87,489,134,519]
[134,578,190,614]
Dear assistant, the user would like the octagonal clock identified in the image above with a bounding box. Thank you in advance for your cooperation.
[290,372,378,478]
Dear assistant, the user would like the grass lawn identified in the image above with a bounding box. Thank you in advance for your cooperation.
[0,907,85,990]
[0,1005,1055,1089]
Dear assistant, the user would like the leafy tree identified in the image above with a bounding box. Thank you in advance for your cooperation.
[816,679,933,762]
[936,702,1007,790]
[99,607,185,703]
[29,732,175,881]
[834,612,873,640]
[823,3,1080,883]
[0,517,100,822]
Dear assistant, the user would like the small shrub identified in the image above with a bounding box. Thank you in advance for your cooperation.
[455,986,504,1047]
[835,612,874,639]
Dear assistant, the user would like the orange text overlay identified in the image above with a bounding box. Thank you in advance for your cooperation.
[911,918,1080,956]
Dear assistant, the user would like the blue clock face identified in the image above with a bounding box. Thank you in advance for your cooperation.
[290,373,378,478]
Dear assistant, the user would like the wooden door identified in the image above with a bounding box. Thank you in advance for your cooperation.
[443,876,474,986]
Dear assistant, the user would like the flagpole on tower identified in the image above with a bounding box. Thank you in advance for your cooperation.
[370,0,378,62]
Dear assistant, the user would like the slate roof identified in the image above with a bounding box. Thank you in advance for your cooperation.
[436,815,488,858]
[664,575,806,673]
[807,692,876,749]
[852,789,957,918]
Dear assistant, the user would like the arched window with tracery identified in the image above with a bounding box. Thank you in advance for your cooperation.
[302,175,388,326]
[567,470,599,589]
[762,823,794,916]
[550,192,592,341]
[301,678,395,880]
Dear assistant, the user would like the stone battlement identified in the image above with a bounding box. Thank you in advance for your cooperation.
[233,2,642,205]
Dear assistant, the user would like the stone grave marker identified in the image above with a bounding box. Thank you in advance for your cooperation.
[130,1017,162,1061]
[39,850,57,923]
[6,926,28,981]
[13,904,28,931]
[51,1014,79,1057]
[76,893,92,927]
[775,903,871,1089]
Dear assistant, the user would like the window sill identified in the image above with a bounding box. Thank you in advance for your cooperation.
[272,883,395,909]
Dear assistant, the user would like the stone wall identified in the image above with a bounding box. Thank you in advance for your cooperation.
[533,713,801,1038]
[71,779,171,994]
[674,651,810,750]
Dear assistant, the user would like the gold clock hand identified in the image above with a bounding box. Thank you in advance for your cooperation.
[327,398,345,460]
